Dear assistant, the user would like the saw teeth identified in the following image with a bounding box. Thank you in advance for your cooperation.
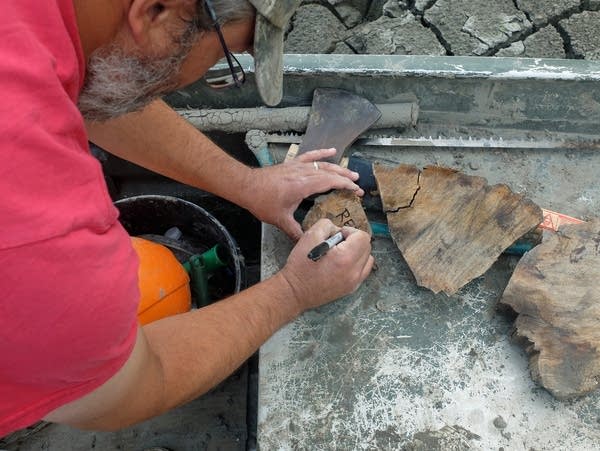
[262,132,599,150]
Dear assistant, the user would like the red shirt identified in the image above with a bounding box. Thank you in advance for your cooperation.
[0,1,139,436]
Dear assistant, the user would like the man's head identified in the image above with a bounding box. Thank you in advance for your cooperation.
[78,0,301,122]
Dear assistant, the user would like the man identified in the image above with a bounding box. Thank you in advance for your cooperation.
[0,0,374,436]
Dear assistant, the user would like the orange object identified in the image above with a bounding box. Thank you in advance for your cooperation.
[131,237,192,325]
[539,208,585,232]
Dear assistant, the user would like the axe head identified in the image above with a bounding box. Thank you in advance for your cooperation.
[297,88,381,164]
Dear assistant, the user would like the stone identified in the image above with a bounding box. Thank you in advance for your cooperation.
[373,163,542,295]
[366,0,387,20]
[383,0,410,18]
[336,4,364,28]
[345,13,446,55]
[285,5,347,54]
[493,416,508,429]
[327,0,370,16]
[405,425,480,451]
[501,219,600,399]
[332,41,356,54]
[496,26,565,58]
[424,0,532,55]
[560,11,600,60]
[414,0,434,13]
[515,0,581,26]
[497,41,526,57]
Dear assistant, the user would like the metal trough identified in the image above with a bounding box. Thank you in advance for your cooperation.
[171,54,600,450]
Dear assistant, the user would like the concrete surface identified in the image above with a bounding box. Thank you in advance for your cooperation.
[424,0,532,56]
[286,0,600,59]
[515,0,581,27]
[259,227,600,450]
[258,62,600,444]
[285,5,347,54]
[496,26,565,58]
[6,1,600,450]
[2,368,249,451]
[345,14,446,55]
[560,10,600,60]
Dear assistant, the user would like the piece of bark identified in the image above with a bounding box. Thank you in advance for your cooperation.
[302,190,372,235]
[500,219,600,399]
[373,163,542,294]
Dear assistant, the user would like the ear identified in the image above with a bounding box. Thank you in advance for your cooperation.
[127,0,181,47]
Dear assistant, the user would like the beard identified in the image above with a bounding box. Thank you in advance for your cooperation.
[78,27,198,122]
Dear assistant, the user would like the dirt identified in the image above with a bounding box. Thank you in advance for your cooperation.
[285,0,600,59]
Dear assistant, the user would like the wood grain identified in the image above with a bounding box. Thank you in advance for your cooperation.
[302,190,372,235]
[500,219,600,399]
[373,163,542,294]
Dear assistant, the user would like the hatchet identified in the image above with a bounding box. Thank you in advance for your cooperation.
[292,88,382,164]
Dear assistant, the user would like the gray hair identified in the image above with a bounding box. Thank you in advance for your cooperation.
[78,0,255,121]
[193,0,256,30]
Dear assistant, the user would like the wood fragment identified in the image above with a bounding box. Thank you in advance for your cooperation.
[302,190,372,235]
[500,219,600,399]
[372,163,421,212]
[373,163,542,294]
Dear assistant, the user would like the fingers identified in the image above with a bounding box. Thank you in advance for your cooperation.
[283,221,374,309]
[338,228,371,260]
[281,216,304,242]
[295,148,337,163]
[306,218,341,243]
[360,255,376,281]
[286,148,365,196]
[294,149,360,183]
[349,240,375,288]
[340,225,363,240]
[327,227,374,291]
[302,174,364,197]
[314,160,360,181]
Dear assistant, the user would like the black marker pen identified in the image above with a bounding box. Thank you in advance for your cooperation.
[307,231,344,261]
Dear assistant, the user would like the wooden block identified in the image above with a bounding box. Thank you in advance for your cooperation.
[500,219,600,399]
[372,163,420,212]
[373,163,542,295]
[284,144,299,162]
[302,190,372,236]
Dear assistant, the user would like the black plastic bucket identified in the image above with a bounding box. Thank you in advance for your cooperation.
[115,195,245,305]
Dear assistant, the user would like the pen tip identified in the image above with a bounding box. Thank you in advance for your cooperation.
[307,243,329,261]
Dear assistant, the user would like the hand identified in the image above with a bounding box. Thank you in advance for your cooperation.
[244,148,364,240]
[279,219,374,313]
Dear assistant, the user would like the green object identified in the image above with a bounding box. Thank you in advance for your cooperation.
[183,244,228,307]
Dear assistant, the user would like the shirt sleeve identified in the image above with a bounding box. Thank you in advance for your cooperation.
[0,222,140,432]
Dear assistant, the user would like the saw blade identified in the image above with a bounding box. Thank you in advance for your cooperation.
[262,132,600,150]
[263,132,303,144]
[357,135,600,149]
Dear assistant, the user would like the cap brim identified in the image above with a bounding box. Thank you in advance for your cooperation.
[253,15,284,107]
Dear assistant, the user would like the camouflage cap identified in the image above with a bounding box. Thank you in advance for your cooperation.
[248,0,302,106]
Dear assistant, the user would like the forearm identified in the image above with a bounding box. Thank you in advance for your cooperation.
[45,220,373,431]
[86,99,255,208]
[49,272,300,431]
[87,99,366,240]
[142,272,299,411]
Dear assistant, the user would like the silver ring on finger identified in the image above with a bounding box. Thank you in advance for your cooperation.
[313,161,319,170]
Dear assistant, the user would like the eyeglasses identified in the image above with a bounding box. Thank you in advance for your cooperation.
[203,0,246,89]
